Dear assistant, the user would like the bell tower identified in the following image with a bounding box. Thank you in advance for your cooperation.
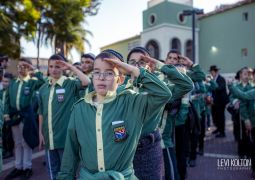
[142,0,198,62]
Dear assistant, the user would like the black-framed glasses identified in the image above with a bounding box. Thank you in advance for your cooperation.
[128,59,147,67]
[92,71,119,80]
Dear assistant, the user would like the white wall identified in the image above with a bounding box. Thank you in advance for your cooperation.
[141,23,199,62]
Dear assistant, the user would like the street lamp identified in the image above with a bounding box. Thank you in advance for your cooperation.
[182,8,204,62]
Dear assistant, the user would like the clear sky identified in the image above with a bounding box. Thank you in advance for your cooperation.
[21,0,240,62]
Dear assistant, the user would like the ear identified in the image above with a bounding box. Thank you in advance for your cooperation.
[117,74,125,85]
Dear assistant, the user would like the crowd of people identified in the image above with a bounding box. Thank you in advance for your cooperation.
[0,48,254,180]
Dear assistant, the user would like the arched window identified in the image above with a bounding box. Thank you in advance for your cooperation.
[146,40,160,59]
[171,38,181,52]
[185,40,193,61]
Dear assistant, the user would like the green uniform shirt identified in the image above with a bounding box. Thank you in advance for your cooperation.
[160,99,190,148]
[229,85,255,126]
[0,89,6,111]
[187,64,206,82]
[4,71,45,115]
[118,65,193,136]
[57,68,171,180]
[229,83,253,120]
[188,65,206,119]
[160,64,205,148]
[38,76,82,150]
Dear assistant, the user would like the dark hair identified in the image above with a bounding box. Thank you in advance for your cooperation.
[0,54,8,62]
[166,49,181,58]
[73,62,81,66]
[127,47,150,62]
[3,72,13,79]
[49,54,67,62]
[81,53,95,60]
[100,49,124,62]
[95,52,118,61]
[240,66,249,74]
[20,57,32,65]
[235,70,241,80]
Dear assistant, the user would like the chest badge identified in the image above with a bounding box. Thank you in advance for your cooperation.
[113,125,128,142]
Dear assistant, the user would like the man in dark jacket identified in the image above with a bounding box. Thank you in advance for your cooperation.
[210,65,229,137]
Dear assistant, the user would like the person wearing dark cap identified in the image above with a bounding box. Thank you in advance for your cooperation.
[4,58,45,180]
[57,49,172,179]
[81,53,95,76]
[209,65,229,138]
[38,54,90,180]
[123,47,193,180]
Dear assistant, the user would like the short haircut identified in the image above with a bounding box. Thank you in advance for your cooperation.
[20,57,32,65]
[99,49,124,62]
[95,52,118,61]
[166,49,181,58]
[49,54,67,62]
[81,53,95,60]
[240,66,249,74]
[127,47,150,62]
[73,62,81,66]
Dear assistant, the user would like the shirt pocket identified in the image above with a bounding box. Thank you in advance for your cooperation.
[111,120,129,143]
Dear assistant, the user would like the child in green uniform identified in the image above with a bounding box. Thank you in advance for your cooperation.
[81,53,95,77]
[4,58,45,180]
[124,47,193,179]
[80,53,96,97]
[0,73,14,160]
[38,54,90,180]
[57,49,172,180]
[161,49,199,180]
[229,84,255,178]
[229,67,253,158]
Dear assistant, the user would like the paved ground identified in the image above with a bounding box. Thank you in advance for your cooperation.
[1,116,254,180]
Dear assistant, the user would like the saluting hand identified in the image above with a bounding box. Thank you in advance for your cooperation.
[19,61,35,71]
[179,55,193,68]
[55,60,72,71]
[104,58,140,78]
[140,55,164,69]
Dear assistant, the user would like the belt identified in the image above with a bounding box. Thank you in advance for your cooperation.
[137,129,161,148]
[78,166,136,180]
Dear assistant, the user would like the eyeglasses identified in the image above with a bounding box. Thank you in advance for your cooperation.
[17,65,28,69]
[92,71,119,80]
[128,59,147,67]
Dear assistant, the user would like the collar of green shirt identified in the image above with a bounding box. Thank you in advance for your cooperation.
[48,76,67,87]
[16,75,30,82]
[85,91,117,105]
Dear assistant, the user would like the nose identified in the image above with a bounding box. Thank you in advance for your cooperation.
[98,73,105,80]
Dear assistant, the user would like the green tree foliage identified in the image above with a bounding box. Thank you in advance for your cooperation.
[0,0,101,59]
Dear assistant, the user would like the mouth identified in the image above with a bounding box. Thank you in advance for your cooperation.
[97,84,107,89]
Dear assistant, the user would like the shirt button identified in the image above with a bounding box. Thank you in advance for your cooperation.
[97,113,101,116]
[100,167,103,171]
[97,129,100,132]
